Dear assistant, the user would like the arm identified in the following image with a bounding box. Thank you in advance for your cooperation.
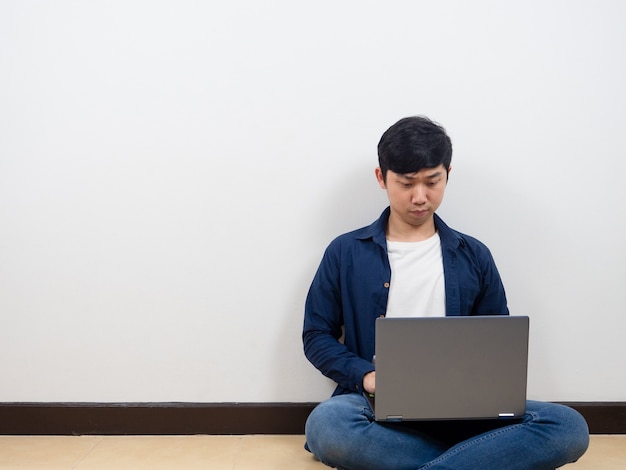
[303,243,375,394]
[473,247,509,315]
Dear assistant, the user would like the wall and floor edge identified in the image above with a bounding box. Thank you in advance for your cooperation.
[0,402,624,435]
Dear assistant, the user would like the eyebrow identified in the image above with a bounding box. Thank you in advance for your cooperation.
[400,171,443,180]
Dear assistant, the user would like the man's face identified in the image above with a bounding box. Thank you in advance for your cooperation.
[375,164,450,229]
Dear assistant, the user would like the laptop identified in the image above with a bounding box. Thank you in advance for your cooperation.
[368,315,529,422]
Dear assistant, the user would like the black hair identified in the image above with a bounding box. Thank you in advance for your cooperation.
[377,116,452,181]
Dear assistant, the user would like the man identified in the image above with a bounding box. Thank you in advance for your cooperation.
[302,116,589,469]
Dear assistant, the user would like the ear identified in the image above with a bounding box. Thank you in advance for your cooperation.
[375,167,387,189]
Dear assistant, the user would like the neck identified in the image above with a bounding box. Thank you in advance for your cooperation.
[386,214,436,242]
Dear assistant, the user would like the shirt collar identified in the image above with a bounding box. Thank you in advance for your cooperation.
[356,207,464,248]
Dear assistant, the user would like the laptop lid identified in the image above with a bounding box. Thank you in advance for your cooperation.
[372,315,529,422]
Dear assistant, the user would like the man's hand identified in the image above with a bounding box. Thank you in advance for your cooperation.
[363,371,376,394]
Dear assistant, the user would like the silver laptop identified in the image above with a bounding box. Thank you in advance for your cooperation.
[369,315,529,422]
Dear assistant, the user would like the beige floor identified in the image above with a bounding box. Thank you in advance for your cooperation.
[0,434,623,469]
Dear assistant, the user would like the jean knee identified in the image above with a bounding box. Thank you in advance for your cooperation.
[530,401,590,462]
[558,405,590,459]
[305,395,369,466]
[305,404,343,465]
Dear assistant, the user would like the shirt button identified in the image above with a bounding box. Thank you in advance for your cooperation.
[384,282,390,288]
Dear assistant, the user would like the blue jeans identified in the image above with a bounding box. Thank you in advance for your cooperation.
[305,393,589,470]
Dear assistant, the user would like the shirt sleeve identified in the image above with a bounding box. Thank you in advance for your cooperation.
[302,242,375,394]
[472,243,510,315]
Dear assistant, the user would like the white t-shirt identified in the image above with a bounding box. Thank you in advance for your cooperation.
[385,232,446,318]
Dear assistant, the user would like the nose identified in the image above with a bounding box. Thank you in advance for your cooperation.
[411,185,428,205]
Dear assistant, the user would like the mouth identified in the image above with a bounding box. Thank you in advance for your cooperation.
[409,209,429,217]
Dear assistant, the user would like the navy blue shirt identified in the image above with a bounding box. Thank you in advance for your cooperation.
[303,207,509,396]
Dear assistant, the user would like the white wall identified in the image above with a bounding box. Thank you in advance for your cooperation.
[1,1,624,403]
